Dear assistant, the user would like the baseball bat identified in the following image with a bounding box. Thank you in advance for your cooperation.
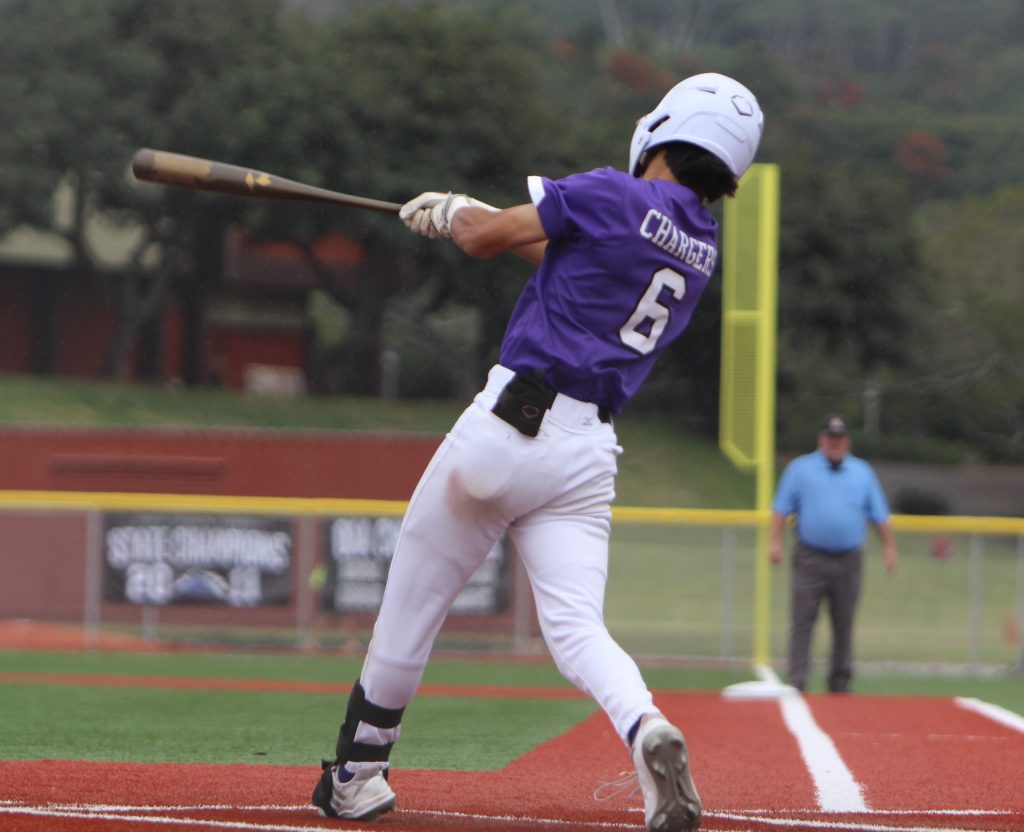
[131,148,402,215]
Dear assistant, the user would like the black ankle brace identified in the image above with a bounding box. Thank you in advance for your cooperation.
[335,680,406,763]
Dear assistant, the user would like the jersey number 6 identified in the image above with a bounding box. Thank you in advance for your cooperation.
[619,267,687,355]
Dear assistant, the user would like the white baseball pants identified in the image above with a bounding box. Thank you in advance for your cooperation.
[358,365,656,744]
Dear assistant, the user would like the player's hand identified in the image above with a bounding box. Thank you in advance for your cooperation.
[400,192,497,239]
[400,192,449,238]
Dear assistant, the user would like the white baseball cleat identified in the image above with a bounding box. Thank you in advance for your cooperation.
[311,762,396,821]
[631,717,702,832]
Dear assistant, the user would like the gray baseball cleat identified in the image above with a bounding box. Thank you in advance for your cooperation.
[311,761,396,821]
[631,717,702,832]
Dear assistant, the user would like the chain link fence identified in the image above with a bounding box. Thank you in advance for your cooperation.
[1,492,1021,675]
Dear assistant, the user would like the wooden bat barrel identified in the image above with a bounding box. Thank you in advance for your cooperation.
[131,149,401,214]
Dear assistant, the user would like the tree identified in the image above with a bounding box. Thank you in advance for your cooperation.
[773,157,926,447]
[0,0,293,382]
[911,186,1024,460]
[277,2,561,396]
[0,0,559,394]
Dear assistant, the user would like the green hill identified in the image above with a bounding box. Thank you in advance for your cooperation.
[0,374,754,508]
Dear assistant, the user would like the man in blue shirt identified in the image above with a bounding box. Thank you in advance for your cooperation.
[770,414,899,693]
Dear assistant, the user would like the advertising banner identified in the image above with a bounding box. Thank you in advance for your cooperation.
[103,513,292,607]
[323,516,507,614]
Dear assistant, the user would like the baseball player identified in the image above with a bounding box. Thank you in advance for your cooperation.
[312,73,763,832]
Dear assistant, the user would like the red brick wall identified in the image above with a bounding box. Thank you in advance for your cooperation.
[0,426,440,499]
[0,428,532,643]
[0,513,89,618]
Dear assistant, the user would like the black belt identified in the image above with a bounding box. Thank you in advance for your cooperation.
[798,541,861,556]
[492,371,610,438]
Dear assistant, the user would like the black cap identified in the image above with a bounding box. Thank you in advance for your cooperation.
[820,414,850,437]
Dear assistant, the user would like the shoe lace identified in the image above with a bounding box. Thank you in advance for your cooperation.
[593,769,640,802]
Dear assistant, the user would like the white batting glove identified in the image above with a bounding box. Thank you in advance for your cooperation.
[400,192,448,238]
[399,191,497,239]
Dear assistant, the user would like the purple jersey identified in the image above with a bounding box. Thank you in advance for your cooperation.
[499,166,719,414]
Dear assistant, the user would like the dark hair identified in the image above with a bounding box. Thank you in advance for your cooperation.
[659,142,738,203]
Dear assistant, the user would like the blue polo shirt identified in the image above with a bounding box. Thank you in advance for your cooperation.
[772,450,890,552]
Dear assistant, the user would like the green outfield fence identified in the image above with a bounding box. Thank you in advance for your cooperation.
[0,490,1022,675]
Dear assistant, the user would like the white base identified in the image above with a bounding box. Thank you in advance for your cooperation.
[721,662,800,700]
[721,679,799,700]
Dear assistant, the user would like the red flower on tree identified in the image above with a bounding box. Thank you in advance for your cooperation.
[894,130,953,179]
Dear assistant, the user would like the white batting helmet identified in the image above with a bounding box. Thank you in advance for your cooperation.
[628,72,764,179]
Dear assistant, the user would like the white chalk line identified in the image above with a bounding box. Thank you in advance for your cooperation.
[733,808,1015,817]
[0,803,635,832]
[0,800,1017,832]
[0,800,312,812]
[837,733,1009,742]
[0,804,326,832]
[955,697,1024,735]
[779,695,869,812]
[759,661,868,815]
[0,800,1013,817]
[713,811,1010,832]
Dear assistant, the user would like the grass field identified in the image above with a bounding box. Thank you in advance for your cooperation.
[605,524,1024,668]
[0,649,688,769]
[2,648,1023,773]
[0,374,466,434]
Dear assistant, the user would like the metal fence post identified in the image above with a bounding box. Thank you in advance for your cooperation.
[295,516,316,649]
[721,526,736,661]
[142,604,160,642]
[83,510,102,649]
[1017,534,1024,673]
[968,534,983,672]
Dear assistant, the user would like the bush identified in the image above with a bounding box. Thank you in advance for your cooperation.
[893,487,951,516]
[851,434,973,465]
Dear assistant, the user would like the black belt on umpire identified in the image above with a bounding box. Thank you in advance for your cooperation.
[797,540,861,557]
[492,370,611,438]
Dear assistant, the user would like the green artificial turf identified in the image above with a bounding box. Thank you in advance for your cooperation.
[1,649,1020,772]
[0,649,370,683]
[0,649,743,769]
[0,680,594,769]
[0,648,752,690]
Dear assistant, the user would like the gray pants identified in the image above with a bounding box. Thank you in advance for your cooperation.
[787,541,863,692]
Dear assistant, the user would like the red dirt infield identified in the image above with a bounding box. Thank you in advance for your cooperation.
[0,620,164,651]
[3,689,1023,832]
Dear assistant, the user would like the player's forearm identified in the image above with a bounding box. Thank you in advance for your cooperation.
[450,205,509,258]
[452,204,547,260]
[510,240,547,264]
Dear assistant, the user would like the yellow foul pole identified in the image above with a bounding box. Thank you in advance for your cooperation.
[720,163,780,666]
